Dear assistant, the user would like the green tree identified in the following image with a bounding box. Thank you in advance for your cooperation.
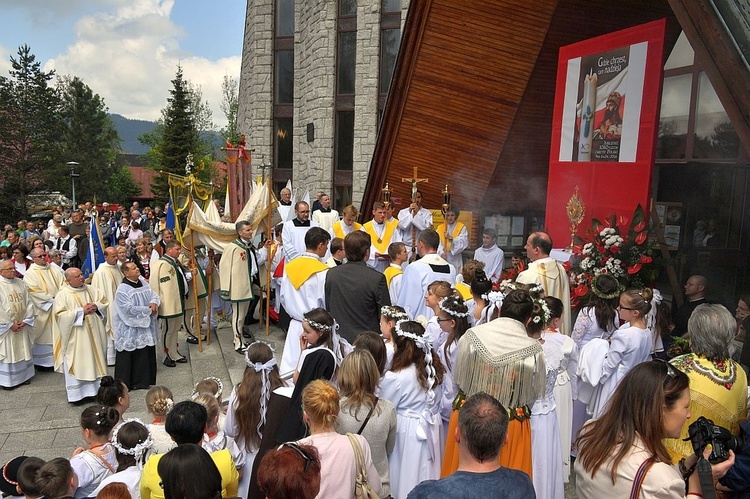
[220,75,241,145]
[58,76,131,203]
[141,65,212,203]
[0,45,64,219]
[105,160,141,202]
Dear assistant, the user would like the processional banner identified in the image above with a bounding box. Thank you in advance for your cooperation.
[545,19,666,246]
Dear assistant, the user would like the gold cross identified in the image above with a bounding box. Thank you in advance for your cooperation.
[401,167,429,202]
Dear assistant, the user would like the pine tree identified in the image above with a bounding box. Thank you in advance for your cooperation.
[0,45,64,219]
[142,65,205,203]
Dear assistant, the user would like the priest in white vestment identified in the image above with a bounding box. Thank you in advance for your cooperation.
[473,228,505,283]
[397,229,456,320]
[0,260,36,388]
[90,247,123,366]
[54,267,109,402]
[24,248,65,368]
[362,202,401,272]
[311,193,339,231]
[516,231,572,336]
[397,190,433,263]
[436,207,468,273]
[278,227,330,374]
[281,201,319,261]
[277,187,294,222]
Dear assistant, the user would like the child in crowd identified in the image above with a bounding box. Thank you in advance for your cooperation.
[353,331,388,377]
[380,320,445,499]
[225,341,287,497]
[543,296,576,482]
[91,418,153,497]
[192,376,226,430]
[379,305,408,371]
[145,386,176,454]
[385,242,408,303]
[527,297,565,499]
[70,406,119,498]
[423,280,455,347]
[435,294,471,427]
[470,268,494,325]
[96,376,130,426]
[36,458,78,499]
[0,456,45,498]
[194,393,245,477]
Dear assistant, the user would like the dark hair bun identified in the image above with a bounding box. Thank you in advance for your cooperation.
[474,268,488,282]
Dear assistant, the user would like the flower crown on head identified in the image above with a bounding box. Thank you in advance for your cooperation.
[438,296,470,318]
[591,274,622,300]
[191,376,223,400]
[303,317,332,333]
[394,319,437,404]
[381,305,409,321]
[111,418,153,465]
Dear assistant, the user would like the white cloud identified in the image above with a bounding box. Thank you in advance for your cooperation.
[43,0,239,127]
[0,44,12,77]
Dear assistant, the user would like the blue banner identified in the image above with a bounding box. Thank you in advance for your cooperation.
[81,216,106,279]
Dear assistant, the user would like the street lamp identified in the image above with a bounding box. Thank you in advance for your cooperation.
[67,161,80,209]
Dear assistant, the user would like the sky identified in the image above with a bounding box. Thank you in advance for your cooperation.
[0,0,246,127]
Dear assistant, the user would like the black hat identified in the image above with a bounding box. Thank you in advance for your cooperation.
[0,456,28,496]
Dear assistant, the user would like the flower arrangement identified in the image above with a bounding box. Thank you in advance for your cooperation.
[567,204,658,310]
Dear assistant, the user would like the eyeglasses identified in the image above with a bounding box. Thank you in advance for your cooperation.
[617,304,635,311]
[282,442,314,472]
[654,358,678,385]
[33,254,47,258]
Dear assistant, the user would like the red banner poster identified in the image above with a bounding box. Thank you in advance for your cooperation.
[546,19,666,247]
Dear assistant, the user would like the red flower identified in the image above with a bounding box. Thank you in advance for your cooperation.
[616,215,629,231]
[634,221,647,232]
[639,255,652,264]
[572,244,583,255]
[563,261,571,272]
[610,245,619,254]
[635,231,648,245]
[574,285,589,297]
[627,263,642,275]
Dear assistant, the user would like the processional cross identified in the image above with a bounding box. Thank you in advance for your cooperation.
[401,167,429,258]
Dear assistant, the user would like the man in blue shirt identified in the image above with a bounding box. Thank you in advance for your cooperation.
[408,392,536,499]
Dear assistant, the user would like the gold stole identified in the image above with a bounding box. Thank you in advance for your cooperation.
[363,220,397,254]
[332,221,362,239]
[285,256,329,290]
[455,281,472,300]
[438,222,465,253]
[383,266,403,287]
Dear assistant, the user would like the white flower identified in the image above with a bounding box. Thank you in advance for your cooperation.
[583,243,594,254]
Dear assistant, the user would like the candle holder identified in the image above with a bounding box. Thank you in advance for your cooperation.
[381,182,392,209]
[566,185,585,251]
[441,184,452,215]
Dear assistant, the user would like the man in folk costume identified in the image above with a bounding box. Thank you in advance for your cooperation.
[220,221,269,353]
[442,288,546,479]
[436,206,468,274]
[385,242,408,304]
[53,268,109,402]
[397,189,433,264]
[311,193,338,232]
[329,205,362,240]
[473,228,505,283]
[278,227,330,374]
[397,229,456,320]
[150,240,195,366]
[90,247,123,366]
[281,201,319,261]
[516,231,572,336]
[362,201,401,273]
[178,244,210,345]
[0,260,36,388]
[24,248,66,368]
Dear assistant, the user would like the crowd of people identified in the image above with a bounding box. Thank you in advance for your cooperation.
[1,192,750,499]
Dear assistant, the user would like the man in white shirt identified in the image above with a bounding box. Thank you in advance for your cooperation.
[311,193,339,232]
[54,226,77,269]
[473,228,505,283]
[282,202,319,261]
[362,201,401,272]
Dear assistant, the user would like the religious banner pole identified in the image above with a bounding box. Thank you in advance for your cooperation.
[205,249,213,346]
[184,154,204,352]
[401,167,428,261]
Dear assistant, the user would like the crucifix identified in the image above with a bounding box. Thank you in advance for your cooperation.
[401,167,429,259]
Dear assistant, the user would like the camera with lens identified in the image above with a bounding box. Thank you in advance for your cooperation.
[686,416,742,464]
